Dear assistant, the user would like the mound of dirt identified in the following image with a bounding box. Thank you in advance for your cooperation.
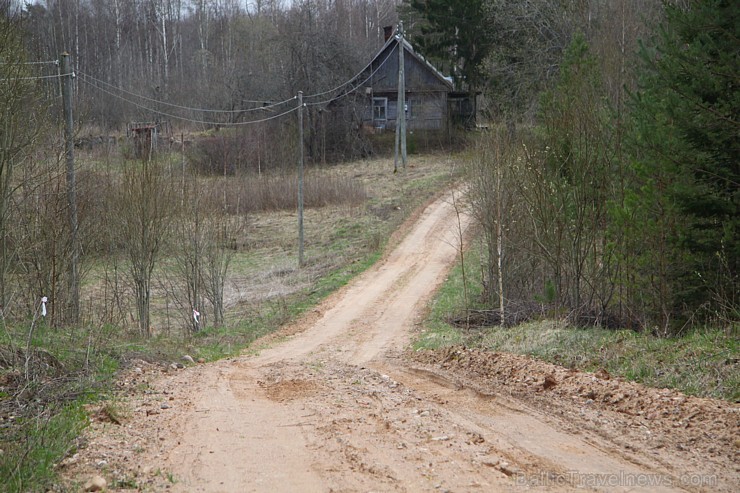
[407,346,740,488]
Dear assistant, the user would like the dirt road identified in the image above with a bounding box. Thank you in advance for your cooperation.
[67,191,738,492]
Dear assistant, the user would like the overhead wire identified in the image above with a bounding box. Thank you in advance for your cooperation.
[78,72,296,114]
[302,39,398,102]
[78,75,299,126]
[0,60,58,65]
[1,72,72,81]
[1,60,64,83]
[23,60,60,65]
[304,44,398,107]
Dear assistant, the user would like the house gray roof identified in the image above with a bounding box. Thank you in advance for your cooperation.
[373,33,454,91]
[330,31,453,102]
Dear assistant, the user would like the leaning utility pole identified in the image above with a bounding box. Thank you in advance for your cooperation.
[61,52,79,324]
[297,91,305,267]
[394,21,407,172]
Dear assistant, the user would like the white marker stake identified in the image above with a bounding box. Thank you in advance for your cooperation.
[41,296,48,317]
[193,309,200,325]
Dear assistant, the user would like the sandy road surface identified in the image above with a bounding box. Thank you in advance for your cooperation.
[66,191,738,492]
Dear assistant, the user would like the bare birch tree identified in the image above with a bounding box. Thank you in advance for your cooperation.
[116,157,173,336]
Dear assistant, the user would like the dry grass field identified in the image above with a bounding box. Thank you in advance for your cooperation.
[78,153,464,357]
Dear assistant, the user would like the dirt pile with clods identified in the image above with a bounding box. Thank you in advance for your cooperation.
[407,346,739,488]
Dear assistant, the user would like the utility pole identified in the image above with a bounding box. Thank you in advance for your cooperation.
[394,21,407,173]
[61,52,79,324]
[297,91,305,267]
[399,21,407,170]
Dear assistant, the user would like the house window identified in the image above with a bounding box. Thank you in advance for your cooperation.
[373,97,387,127]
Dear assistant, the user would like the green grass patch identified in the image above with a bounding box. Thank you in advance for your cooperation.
[0,401,88,493]
[478,322,739,401]
[415,257,484,350]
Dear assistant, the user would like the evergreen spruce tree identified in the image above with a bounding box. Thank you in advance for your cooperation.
[628,0,738,328]
[401,0,495,90]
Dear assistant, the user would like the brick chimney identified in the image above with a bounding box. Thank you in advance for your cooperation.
[383,25,394,42]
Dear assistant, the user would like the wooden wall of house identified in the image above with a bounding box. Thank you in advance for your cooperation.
[368,93,446,131]
[361,43,451,131]
[407,93,446,130]
[354,92,448,132]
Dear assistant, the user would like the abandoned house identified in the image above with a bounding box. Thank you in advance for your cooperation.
[321,27,476,159]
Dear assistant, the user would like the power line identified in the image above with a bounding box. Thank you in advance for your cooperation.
[303,41,397,101]
[304,45,397,107]
[78,72,295,114]
[241,98,284,105]
[78,75,299,126]
[1,72,72,81]
[0,60,58,65]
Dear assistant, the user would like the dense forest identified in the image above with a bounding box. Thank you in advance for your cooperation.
[0,0,737,334]
[449,0,738,334]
